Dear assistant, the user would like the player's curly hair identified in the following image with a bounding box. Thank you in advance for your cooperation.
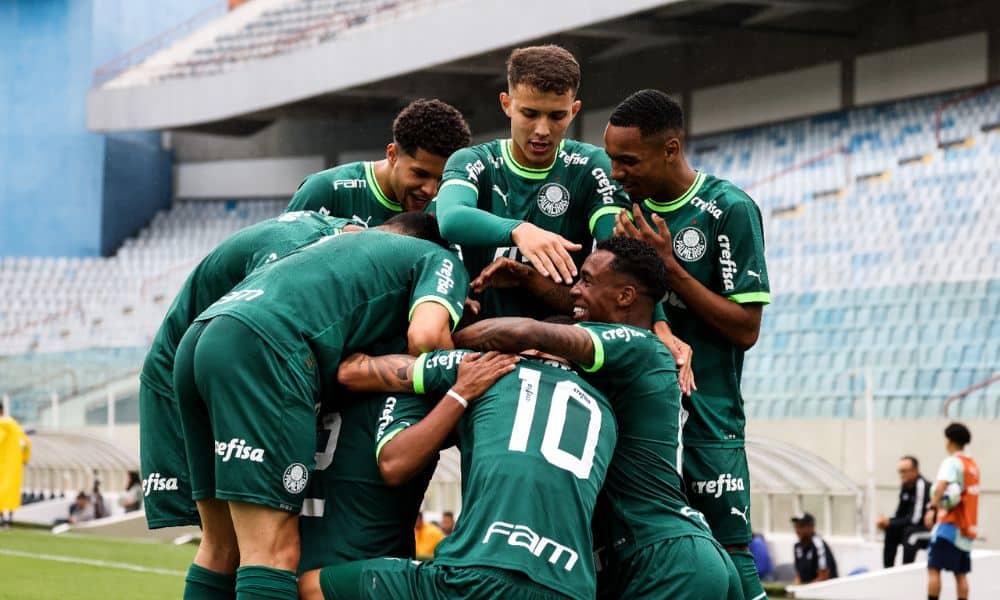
[507,45,581,96]
[596,236,669,302]
[392,99,471,159]
[609,89,684,138]
[945,422,971,447]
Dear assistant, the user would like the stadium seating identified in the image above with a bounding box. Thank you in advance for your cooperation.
[2,87,998,423]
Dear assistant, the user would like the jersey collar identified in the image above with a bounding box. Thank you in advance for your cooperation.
[643,171,706,213]
[364,161,402,212]
[501,139,565,180]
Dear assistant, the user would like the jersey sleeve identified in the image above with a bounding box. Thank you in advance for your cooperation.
[716,197,770,304]
[581,149,629,240]
[573,322,655,375]
[935,457,962,485]
[437,147,523,246]
[374,393,433,458]
[412,350,468,397]
[285,174,331,213]
[409,248,470,330]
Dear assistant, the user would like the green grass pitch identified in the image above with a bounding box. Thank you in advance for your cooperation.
[0,528,196,599]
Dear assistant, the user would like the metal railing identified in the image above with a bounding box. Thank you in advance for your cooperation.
[942,373,1000,418]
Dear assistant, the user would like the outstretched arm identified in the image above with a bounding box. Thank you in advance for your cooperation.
[453,317,596,369]
[378,352,518,486]
[337,353,417,393]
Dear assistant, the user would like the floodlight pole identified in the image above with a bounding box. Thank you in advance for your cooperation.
[864,367,876,542]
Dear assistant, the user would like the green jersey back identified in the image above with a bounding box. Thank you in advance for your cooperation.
[403,350,617,600]
[297,394,437,571]
[639,173,771,447]
[139,212,351,397]
[286,161,401,226]
[439,139,628,319]
[576,322,714,558]
[195,231,468,399]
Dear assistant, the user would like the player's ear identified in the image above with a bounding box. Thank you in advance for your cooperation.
[570,99,582,119]
[499,92,512,117]
[664,134,681,161]
[617,284,637,308]
[386,142,398,165]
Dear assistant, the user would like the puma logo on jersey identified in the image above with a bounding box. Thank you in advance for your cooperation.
[691,197,723,220]
[492,185,509,207]
[746,270,762,283]
[561,151,589,166]
[466,160,485,182]
[591,168,617,205]
[731,505,750,524]
[665,290,687,310]
[436,258,456,295]
[350,215,372,228]
[214,438,265,463]
[690,473,745,498]
[600,327,647,343]
[376,397,398,440]
[483,521,579,572]
[717,235,737,292]
[332,179,366,190]
[142,473,179,496]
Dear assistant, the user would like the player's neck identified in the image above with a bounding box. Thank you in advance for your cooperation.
[371,159,396,201]
[617,305,654,331]
[654,162,698,204]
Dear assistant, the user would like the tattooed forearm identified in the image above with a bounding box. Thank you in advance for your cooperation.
[454,318,595,367]
[338,353,416,393]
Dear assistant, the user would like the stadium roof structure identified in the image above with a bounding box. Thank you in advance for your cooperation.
[746,436,859,496]
[26,431,137,474]
[87,0,862,132]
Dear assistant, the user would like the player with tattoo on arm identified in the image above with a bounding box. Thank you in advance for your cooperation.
[172,214,468,600]
[453,237,742,599]
[607,89,770,600]
[287,99,471,224]
[305,345,617,600]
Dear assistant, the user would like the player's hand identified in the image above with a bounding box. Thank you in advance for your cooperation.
[463,297,481,316]
[342,224,365,233]
[451,352,518,403]
[615,204,676,270]
[510,222,582,284]
[924,509,935,529]
[471,257,535,293]
[876,516,889,530]
[653,323,696,395]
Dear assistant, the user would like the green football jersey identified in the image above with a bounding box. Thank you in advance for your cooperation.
[139,212,351,397]
[286,161,401,226]
[575,322,714,559]
[195,231,469,401]
[638,172,770,447]
[297,394,437,572]
[438,139,629,319]
[395,350,617,600]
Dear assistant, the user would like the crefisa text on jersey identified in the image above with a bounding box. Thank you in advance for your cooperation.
[718,234,737,292]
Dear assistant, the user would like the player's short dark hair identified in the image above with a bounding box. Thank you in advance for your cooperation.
[381,212,449,248]
[507,45,581,96]
[900,455,919,470]
[609,89,684,138]
[393,99,471,159]
[596,236,669,303]
[442,511,454,518]
[945,422,971,447]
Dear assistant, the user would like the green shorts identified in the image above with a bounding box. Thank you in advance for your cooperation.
[320,559,569,600]
[612,535,743,600]
[173,315,321,513]
[682,445,753,546]
[138,382,200,528]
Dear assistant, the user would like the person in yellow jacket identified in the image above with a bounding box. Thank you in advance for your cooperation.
[0,404,31,528]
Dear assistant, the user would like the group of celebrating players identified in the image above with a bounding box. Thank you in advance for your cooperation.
[139,44,771,599]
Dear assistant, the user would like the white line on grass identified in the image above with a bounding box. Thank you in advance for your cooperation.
[0,548,185,577]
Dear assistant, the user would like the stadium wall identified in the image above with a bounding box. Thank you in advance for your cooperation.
[0,0,207,257]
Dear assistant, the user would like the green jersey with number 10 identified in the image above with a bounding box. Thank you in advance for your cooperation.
[393,350,616,600]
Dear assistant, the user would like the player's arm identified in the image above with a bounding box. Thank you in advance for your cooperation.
[408,303,455,354]
[470,258,575,315]
[407,248,471,354]
[616,205,763,350]
[337,353,417,393]
[453,317,597,368]
[377,352,517,486]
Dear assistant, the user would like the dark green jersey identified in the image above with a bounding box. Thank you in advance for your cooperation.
[286,161,401,226]
[195,231,468,400]
[638,173,770,447]
[438,139,628,319]
[298,395,437,572]
[139,212,351,397]
[399,350,617,600]
[576,322,714,559]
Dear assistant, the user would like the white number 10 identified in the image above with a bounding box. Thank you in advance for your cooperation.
[508,367,602,479]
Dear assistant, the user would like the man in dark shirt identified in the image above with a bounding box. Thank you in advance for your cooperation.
[792,513,838,584]
[878,455,932,567]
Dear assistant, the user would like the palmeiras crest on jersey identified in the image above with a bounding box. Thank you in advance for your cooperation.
[674,227,707,262]
[537,183,571,217]
[283,463,308,494]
